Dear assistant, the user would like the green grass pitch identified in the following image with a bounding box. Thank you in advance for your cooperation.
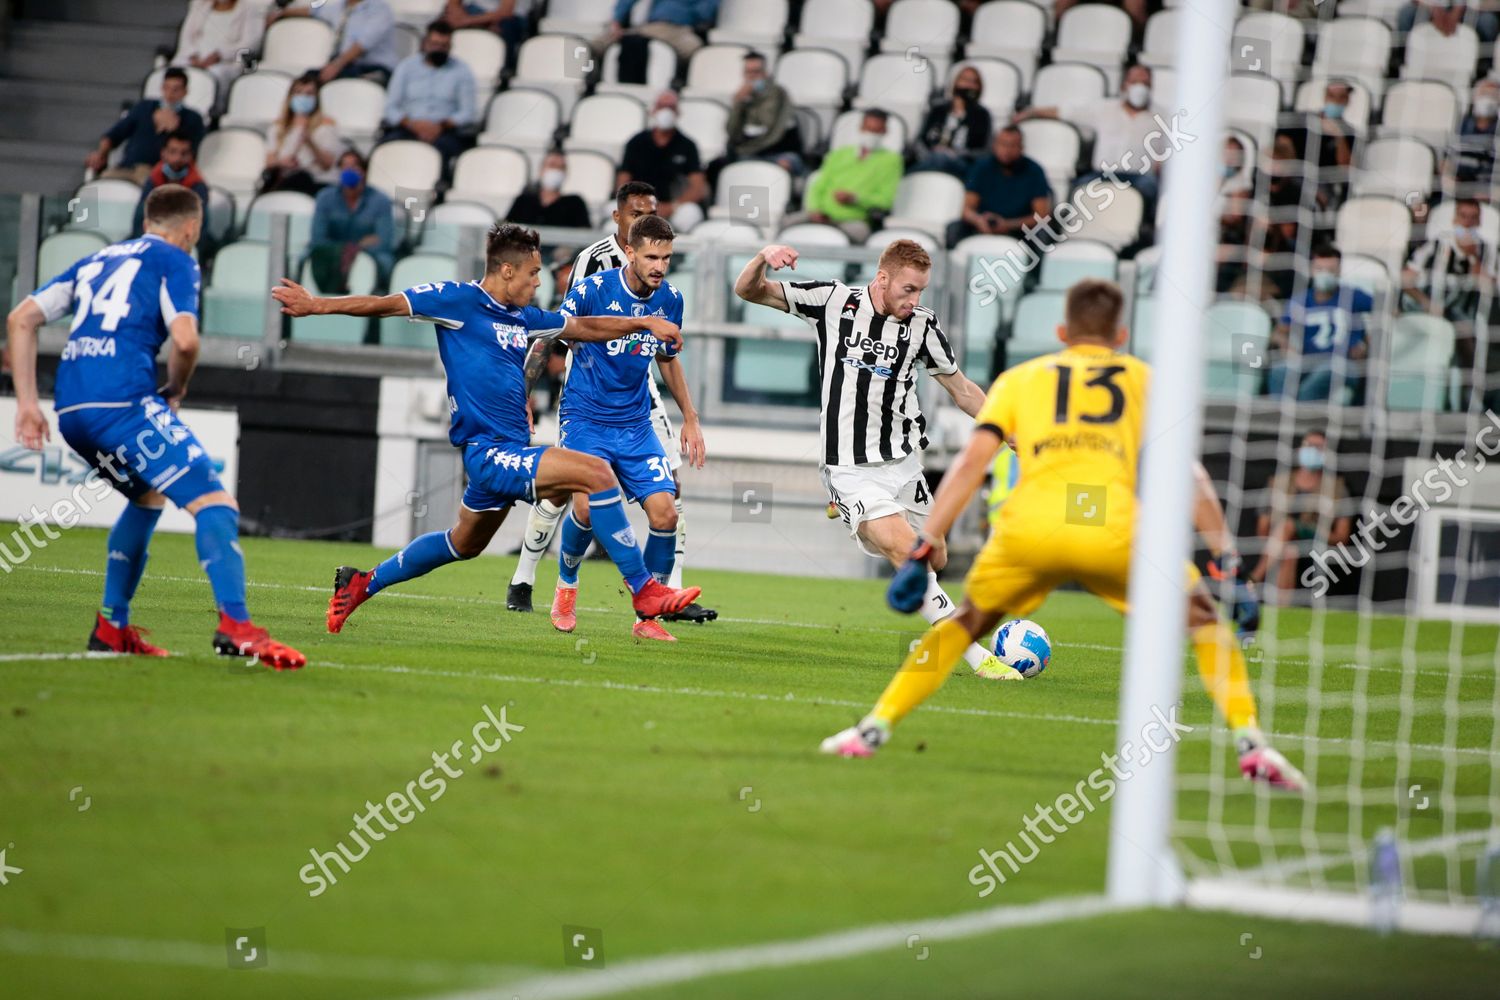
[1,525,1496,998]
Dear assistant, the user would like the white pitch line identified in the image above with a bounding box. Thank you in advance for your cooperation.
[0,650,122,663]
[420,894,1123,1000]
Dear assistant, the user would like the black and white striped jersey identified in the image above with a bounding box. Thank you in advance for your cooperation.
[783,280,959,468]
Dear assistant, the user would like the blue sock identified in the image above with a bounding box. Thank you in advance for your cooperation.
[644,527,676,585]
[587,489,651,593]
[194,505,249,621]
[102,503,162,625]
[367,529,462,596]
[557,509,593,587]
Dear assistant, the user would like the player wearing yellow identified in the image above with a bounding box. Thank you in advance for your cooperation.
[820,279,1306,792]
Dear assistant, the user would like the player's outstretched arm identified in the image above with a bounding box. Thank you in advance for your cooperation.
[270,278,412,318]
[5,298,49,450]
[563,315,682,350]
[733,245,799,312]
[657,354,705,469]
[932,369,988,418]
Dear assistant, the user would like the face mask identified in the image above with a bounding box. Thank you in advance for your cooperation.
[1298,446,1325,471]
[1322,102,1345,121]
[652,109,677,130]
[1453,224,1478,242]
[426,50,450,67]
[162,99,184,112]
[162,162,189,180]
[858,130,884,150]
[1125,83,1150,109]
[750,77,767,93]
[1221,163,1238,179]
[1474,97,1498,118]
[289,93,317,115]
[541,167,566,191]
[1311,270,1338,294]
[340,167,363,189]
[954,86,980,104]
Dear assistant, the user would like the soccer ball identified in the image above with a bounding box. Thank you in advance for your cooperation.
[991,619,1052,679]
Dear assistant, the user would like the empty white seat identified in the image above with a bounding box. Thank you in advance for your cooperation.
[259,17,334,76]
[828,107,908,153]
[776,222,850,246]
[1351,136,1435,199]
[513,34,590,118]
[708,0,787,54]
[1340,252,1395,304]
[774,49,849,137]
[1038,239,1117,290]
[204,186,236,245]
[683,44,752,103]
[883,171,966,241]
[294,252,378,344]
[382,253,458,347]
[318,77,387,154]
[34,232,107,298]
[966,1,1047,91]
[477,88,563,173]
[866,227,939,255]
[561,150,617,223]
[1387,314,1455,411]
[1335,0,1409,27]
[689,217,766,244]
[244,190,317,258]
[952,234,1029,376]
[219,70,293,134]
[792,0,874,79]
[1051,4,1133,91]
[1017,118,1082,180]
[1138,9,1179,68]
[1336,195,1413,276]
[563,93,646,163]
[1402,21,1479,99]
[677,97,730,163]
[879,0,961,79]
[1226,73,1282,149]
[1379,80,1460,149]
[197,128,266,207]
[538,0,615,37]
[388,0,445,30]
[1235,10,1306,103]
[143,66,217,118]
[1010,290,1068,366]
[449,146,530,217]
[367,139,443,203]
[1066,182,1144,250]
[451,29,505,105]
[857,53,937,139]
[1031,63,1108,113]
[1294,78,1373,134]
[950,59,1021,121]
[1203,298,1273,399]
[202,240,271,339]
[712,160,792,229]
[1311,16,1391,100]
[417,200,497,255]
[596,38,677,104]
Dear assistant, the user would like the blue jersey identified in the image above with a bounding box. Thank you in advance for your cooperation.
[29,234,201,411]
[1281,286,1373,357]
[558,268,681,427]
[401,280,568,447]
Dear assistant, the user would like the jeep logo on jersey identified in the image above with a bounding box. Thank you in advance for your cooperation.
[842,331,901,363]
[491,323,528,349]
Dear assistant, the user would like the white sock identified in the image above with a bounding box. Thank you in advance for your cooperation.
[670,496,686,589]
[918,572,991,669]
[510,498,566,587]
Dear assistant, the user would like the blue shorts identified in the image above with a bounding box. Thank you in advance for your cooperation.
[558,419,675,503]
[57,395,224,506]
[461,440,550,511]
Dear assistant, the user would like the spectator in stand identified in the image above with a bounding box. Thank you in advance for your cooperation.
[596,0,721,63]
[1281,80,1356,210]
[131,131,210,244]
[1015,63,1167,203]
[1214,136,1256,292]
[85,68,206,185]
[507,150,592,228]
[173,0,263,104]
[310,149,396,285]
[914,65,993,178]
[712,52,800,183]
[270,0,400,85]
[1398,0,1499,43]
[618,91,709,232]
[443,0,532,66]
[1250,430,1353,599]
[260,72,344,195]
[944,125,1051,248]
[1266,245,1371,402]
[785,109,903,243]
[1448,79,1498,192]
[1402,197,1494,404]
[381,20,477,170]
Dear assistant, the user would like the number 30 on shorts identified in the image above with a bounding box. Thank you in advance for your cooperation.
[647,457,672,481]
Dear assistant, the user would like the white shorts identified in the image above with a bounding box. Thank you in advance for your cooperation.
[821,453,932,558]
[648,379,681,473]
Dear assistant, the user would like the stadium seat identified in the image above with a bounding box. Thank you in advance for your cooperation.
[318,77,388,155]
[417,200,497,256]
[36,230,108,284]
[477,88,563,174]
[1336,195,1412,277]
[856,53,936,139]
[730,338,817,395]
[1010,290,1068,367]
[1226,73,1282,150]
[452,29,505,106]
[1339,252,1395,306]
[1378,80,1459,149]
[776,222,850,246]
[560,150,617,224]
[1017,119,1083,184]
[1336,0,1408,27]
[828,108,908,154]
[1050,4,1133,92]
[260,16,335,76]
[689,218,766,245]
[867,228,939,255]
[142,66,217,118]
[538,0,616,37]
[448,146,530,217]
[1310,17,1391,100]
[393,22,422,63]
[202,240,270,339]
[708,0,789,55]
[513,34,590,118]
[1065,181,1144,251]
[205,186,236,246]
[367,140,443,204]
[381,254,458,347]
[792,0,875,80]
[1130,294,1157,360]
[1131,244,1161,293]
[388,0,445,30]
[774,49,849,138]
[196,128,266,213]
[1351,137,1436,200]
[951,235,1027,377]
[1203,298,1272,400]
[683,44,753,104]
[950,59,1022,121]
[244,190,317,259]
[1235,10,1306,104]
[1386,314,1456,411]
[1038,239,1117,290]
[1401,22,1479,100]
[218,70,292,133]
[966,1,1047,91]
[1030,63,1108,114]
[711,160,793,230]
[293,253,378,344]
[677,98,730,163]
[879,0,961,80]
[1426,199,1500,252]
[597,38,677,104]
[563,93,647,163]
[883,172,966,242]
[1138,9,1179,69]
[1293,78,1373,135]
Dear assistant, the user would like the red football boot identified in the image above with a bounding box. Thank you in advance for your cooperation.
[88,614,170,656]
[327,566,372,634]
[213,614,306,671]
[630,580,701,619]
[551,584,578,633]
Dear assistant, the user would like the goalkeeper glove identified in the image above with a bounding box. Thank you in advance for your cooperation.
[1208,552,1260,638]
[887,537,934,614]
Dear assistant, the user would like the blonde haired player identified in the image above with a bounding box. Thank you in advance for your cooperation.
[820,279,1306,793]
